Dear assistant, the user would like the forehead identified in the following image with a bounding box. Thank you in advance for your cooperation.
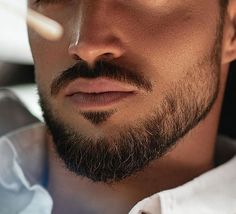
[28,0,221,24]
[28,0,220,8]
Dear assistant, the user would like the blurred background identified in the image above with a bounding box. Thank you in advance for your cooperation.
[0,0,41,120]
[0,0,236,137]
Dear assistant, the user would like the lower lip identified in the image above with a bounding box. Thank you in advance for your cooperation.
[67,91,135,109]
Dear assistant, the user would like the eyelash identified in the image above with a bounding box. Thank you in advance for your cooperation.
[33,0,62,5]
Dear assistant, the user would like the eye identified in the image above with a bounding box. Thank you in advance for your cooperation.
[33,0,63,5]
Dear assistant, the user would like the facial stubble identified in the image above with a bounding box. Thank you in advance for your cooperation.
[38,20,222,183]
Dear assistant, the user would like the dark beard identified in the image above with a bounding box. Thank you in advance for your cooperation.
[38,19,222,183]
[40,79,218,183]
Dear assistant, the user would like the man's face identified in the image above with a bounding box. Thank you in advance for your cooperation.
[28,0,223,182]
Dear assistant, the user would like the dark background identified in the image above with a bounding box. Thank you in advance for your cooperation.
[219,60,236,138]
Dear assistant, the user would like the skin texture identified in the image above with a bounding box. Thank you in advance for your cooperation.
[27,0,236,213]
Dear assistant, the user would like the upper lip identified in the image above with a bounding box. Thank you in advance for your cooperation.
[64,77,137,96]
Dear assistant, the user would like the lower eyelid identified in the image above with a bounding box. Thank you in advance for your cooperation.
[33,0,61,5]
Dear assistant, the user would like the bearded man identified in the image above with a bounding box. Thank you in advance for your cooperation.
[0,0,236,213]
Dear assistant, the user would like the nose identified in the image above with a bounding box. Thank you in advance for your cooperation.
[69,37,125,66]
[68,2,125,66]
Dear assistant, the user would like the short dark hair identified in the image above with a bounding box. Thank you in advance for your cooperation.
[220,0,229,8]
[219,0,229,20]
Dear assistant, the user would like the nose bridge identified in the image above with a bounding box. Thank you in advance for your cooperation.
[68,0,125,66]
[79,0,115,42]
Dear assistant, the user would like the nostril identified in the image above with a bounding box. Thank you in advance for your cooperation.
[103,53,113,57]
[72,54,82,61]
[99,52,114,61]
[68,38,125,65]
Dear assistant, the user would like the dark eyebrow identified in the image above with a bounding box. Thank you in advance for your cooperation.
[33,0,65,5]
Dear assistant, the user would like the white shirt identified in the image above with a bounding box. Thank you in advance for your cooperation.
[0,123,236,214]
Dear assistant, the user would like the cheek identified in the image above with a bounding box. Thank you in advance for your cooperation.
[121,1,220,84]
[29,36,57,92]
[28,3,77,87]
[28,30,73,95]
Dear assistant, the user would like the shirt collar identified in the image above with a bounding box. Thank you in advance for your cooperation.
[130,135,236,213]
[130,155,236,214]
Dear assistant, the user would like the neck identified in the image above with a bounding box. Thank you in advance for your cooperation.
[47,68,228,214]
[47,123,216,214]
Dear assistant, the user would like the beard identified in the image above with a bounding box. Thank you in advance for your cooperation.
[38,21,223,183]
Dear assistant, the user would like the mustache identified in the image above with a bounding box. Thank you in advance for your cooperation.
[51,60,152,96]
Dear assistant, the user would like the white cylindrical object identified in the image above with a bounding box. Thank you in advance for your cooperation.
[0,0,64,41]
[27,8,64,41]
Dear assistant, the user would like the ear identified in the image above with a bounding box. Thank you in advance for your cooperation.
[222,0,236,64]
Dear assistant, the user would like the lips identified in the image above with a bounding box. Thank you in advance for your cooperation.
[64,77,137,95]
[64,78,137,109]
